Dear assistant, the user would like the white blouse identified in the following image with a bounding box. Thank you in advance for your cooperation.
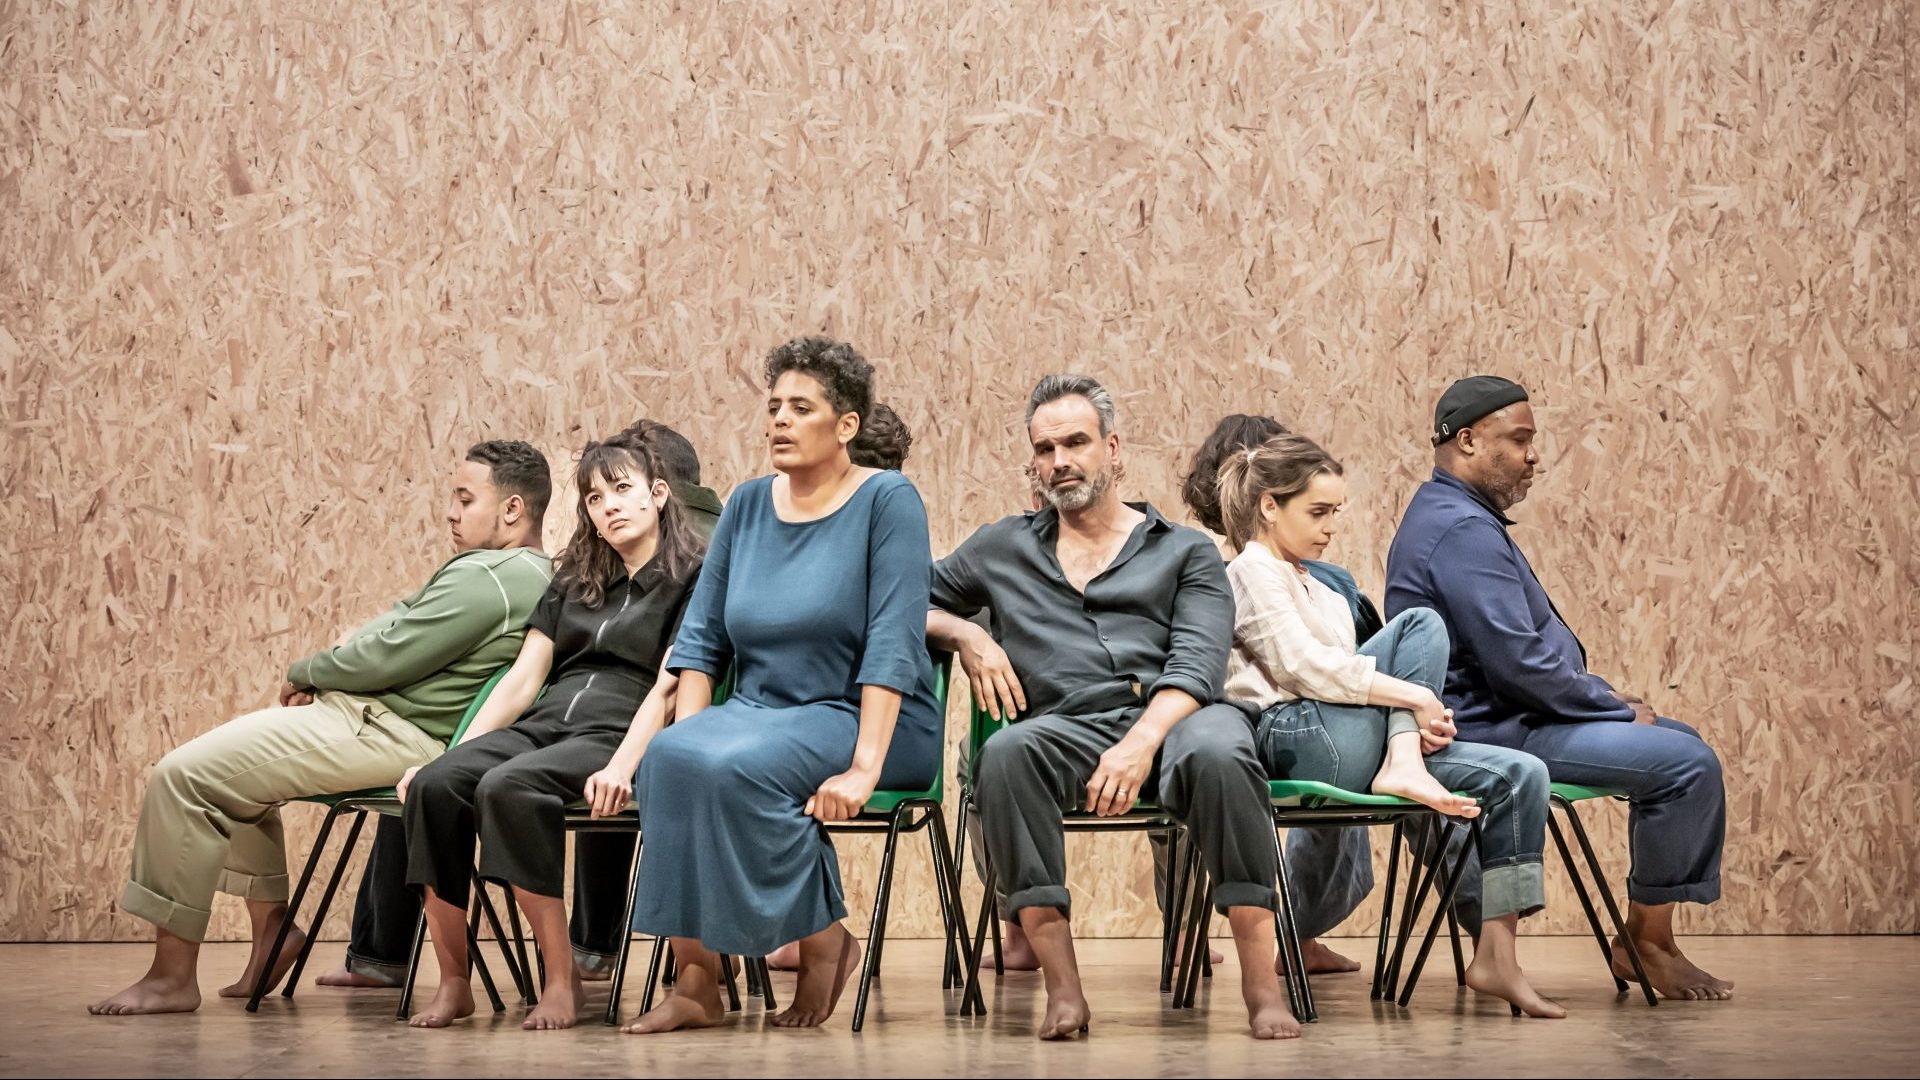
[1225,540,1376,709]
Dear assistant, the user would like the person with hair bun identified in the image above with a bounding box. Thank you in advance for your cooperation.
[1217,432,1564,1019]
[623,337,942,1034]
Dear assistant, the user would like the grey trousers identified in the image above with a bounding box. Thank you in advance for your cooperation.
[973,702,1280,919]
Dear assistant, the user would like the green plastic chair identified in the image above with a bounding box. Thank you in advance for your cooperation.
[824,655,966,1031]
[956,692,1189,1020]
[1165,774,1478,1023]
[1548,783,1658,1005]
[244,667,514,1015]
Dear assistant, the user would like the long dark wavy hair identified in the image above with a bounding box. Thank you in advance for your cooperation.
[552,432,705,608]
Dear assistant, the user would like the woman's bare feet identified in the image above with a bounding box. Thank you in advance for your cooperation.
[1464,959,1565,1018]
[315,964,401,989]
[407,978,475,1028]
[523,970,585,1030]
[1245,981,1301,1040]
[88,975,201,1016]
[980,921,1043,970]
[217,924,307,998]
[1372,738,1480,818]
[1613,937,1733,1001]
[766,941,801,972]
[773,924,861,1027]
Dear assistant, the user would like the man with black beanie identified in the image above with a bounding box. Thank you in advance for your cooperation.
[1384,376,1732,1002]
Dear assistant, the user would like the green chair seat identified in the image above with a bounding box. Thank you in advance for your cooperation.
[1550,782,1628,802]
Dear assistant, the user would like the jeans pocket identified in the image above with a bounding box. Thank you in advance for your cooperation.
[1256,701,1341,781]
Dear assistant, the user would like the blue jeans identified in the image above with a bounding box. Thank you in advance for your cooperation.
[1257,609,1550,921]
[1443,715,1724,909]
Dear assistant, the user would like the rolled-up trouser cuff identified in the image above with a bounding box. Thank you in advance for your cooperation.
[1480,858,1545,921]
[121,879,213,943]
[344,950,407,984]
[1005,885,1072,921]
[216,868,291,904]
[574,947,617,974]
[1210,882,1280,916]
[1628,875,1720,906]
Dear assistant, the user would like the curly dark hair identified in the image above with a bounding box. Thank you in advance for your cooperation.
[764,335,873,422]
[848,401,912,471]
[464,440,553,526]
[1180,414,1290,535]
[552,432,706,608]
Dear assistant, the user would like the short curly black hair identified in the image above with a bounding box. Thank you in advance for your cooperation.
[765,336,873,422]
[465,439,553,525]
[848,402,912,471]
[1180,414,1289,535]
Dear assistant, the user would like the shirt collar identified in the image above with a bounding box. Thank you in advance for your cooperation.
[1431,467,1514,526]
[604,556,666,591]
[1025,500,1173,539]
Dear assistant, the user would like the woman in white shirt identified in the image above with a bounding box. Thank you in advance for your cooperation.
[1217,434,1565,1019]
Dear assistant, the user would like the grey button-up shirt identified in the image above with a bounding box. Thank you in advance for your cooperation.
[930,502,1234,717]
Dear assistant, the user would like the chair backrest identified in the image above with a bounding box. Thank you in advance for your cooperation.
[918,654,953,802]
[447,667,512,745]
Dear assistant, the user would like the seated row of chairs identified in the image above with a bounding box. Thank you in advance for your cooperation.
[245,659,1655,1031]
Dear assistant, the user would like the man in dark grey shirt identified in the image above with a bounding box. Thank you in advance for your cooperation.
[927,375,1296,1040]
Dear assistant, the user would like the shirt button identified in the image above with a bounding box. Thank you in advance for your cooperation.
[1100,633,1110,641]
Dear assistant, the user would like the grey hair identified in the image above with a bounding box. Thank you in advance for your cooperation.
[1026,373,1118,437]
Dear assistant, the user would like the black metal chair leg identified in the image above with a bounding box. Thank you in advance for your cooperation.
[246,805,345,1012]
[473,882,527,1000]
[1385,817,1444,998]
[928,804,968,990]
[1559,797,1657,1006]
[1273,828,1316,1023]
[960,860,995,1017]
[502,887,535,1005]
[395,902,430,1021]
[282,808,368,1000]
[1447,907,1467,986]
[638,937,667,1015]
[852,808,908,1032]
[1161,830,1191,994]
[604,838,645,1026]
[465,914,508,1014]
[1397,819,1480,1007]
[1176,855,1213,1010]
[1268,821,1308,1022]
[1548,808,1621,990]
[750,957,777,1011]
[719,954,741,1012]
[1371,818,1403,1001]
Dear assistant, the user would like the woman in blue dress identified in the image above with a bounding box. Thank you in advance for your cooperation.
[624,337,943,1034]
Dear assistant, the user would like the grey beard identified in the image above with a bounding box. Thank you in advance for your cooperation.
[1045,467,1113,512]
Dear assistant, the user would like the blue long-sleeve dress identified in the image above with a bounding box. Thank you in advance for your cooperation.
[629,470,942,955]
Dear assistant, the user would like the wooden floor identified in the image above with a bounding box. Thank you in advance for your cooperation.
[11,937,1917,1077]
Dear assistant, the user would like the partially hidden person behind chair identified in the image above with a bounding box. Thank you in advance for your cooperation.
[623,337,943,1033]
[89,441,555,1016]
[927,374,1299,1040]
[1385,375,1732,1002]
[399,430,705,1030]
[313,420,723,992]
[1217,433,1564,1018]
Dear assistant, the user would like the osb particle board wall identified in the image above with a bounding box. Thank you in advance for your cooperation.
[1,0,1911,942]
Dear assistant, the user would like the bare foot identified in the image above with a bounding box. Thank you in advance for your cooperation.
[1613,937,1733,1001]
[622,988,726,1034]
[88,975,202,1016]
[766,941,801,972]
[315,964,401,989]
[980,921,1043,970]
[1371,757,1480,818]
[217,924,308,998]
[407,978,475,1028]
[1038,990,1092,1040]
[772,925,861,1028]
[1464,957,1566,1018]
[523,971,585,1030]
[1244,982,1301,1040]
[1296,938,1360,975]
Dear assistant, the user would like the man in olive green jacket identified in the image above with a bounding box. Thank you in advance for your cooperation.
[90,441,555,1016]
